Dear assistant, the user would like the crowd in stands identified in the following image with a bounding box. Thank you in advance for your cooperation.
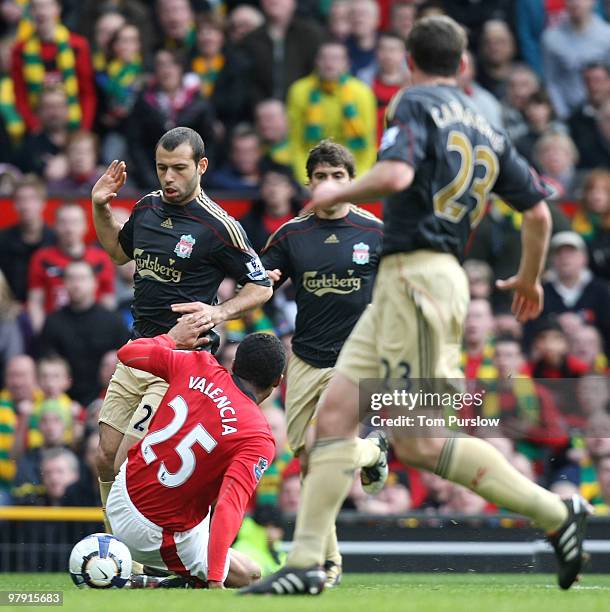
[0,0,610,543]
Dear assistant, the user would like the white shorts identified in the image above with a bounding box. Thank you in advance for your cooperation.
[106,464,230,584]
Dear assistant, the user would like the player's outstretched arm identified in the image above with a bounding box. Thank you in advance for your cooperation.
[208,475,261,587]
[216,281,273,320]
[496,200,551,322]
[303,160,414,213]
[91,160,130,264]
[171,282,273,330]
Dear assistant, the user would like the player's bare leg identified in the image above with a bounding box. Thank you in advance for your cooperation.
[114,432,139,474]
[96,423,124,533]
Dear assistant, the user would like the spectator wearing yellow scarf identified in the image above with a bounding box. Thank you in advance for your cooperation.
[11,0,96,132]
[23,22,81,129]
[572,170,610,240]
[157,0,197,55]
[0,77,25,144]
[91,11,129,75]
[255,99,293,167]
[192,14,226,99]
[287,41,377,184]
[96,23,143,127]
[461,298,497,380]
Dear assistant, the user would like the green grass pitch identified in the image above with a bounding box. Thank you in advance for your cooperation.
[2,573,610,612]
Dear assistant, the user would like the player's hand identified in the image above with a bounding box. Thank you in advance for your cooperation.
[301,180,343,213]
[208,581,225,589]
[266,269,282,285]
[167,315,212,349]
[92,160,127,207]
[171,301,227,328]
[495,276,544,323]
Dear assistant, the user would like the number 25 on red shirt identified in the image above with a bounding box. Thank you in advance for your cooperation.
[141,395,217,488]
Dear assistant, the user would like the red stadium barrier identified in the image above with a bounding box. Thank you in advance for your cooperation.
[0,195,578,246]
[0,197,384,244]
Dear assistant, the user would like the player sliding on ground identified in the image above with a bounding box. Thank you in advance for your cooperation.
[106,316,287,588]
[241,15,591,596]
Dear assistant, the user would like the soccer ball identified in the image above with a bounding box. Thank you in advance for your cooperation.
[69,533,132,589]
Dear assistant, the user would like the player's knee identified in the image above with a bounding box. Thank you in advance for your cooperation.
[243,558,261,583]
[316,398,357,439]
[227,558,261,587]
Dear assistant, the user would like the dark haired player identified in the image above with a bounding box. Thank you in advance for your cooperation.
[261,140,387,587]
[106,317,287,588]
[91,127,272,540]
[243,16,590,595]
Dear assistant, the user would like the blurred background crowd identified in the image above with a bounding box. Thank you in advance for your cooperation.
[0,0,610,564]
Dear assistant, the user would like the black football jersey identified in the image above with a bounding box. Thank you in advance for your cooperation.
[118,190,270,338]
[378,84,551,260]
[261,206,383,368]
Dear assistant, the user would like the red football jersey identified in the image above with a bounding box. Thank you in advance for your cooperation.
[28,245,115,312]
[121,336,275,533]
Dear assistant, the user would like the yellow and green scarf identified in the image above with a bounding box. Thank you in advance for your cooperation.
[192,54,224,98]
[460,342,498,379]
[305,74,367,150]
[483,375,545,460]
[256,445,293,506]
[102,58,142,108]
[225,307,274,342]
[0,76,25,144]
[0,391,17,490]
[266,138,292,166]
[92,49,106,73]
[22,22,82,130]
[165,24,196,52]
[15,0,33,41]
[569,438,604,505]
[482,375,541,422]
[572,210,610,242]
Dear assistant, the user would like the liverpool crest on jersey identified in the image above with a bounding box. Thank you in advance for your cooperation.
[174,234,196,259]
[352,242,370,265]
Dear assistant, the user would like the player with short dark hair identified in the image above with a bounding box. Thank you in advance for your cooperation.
[405,14,467,76]
[232,333,288,390]
[260,140,386,587]
[91,126,273,547]
[304,140,356,181]
[156,127,206,164]
[107,317,286,588]
[242,16,590,596]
